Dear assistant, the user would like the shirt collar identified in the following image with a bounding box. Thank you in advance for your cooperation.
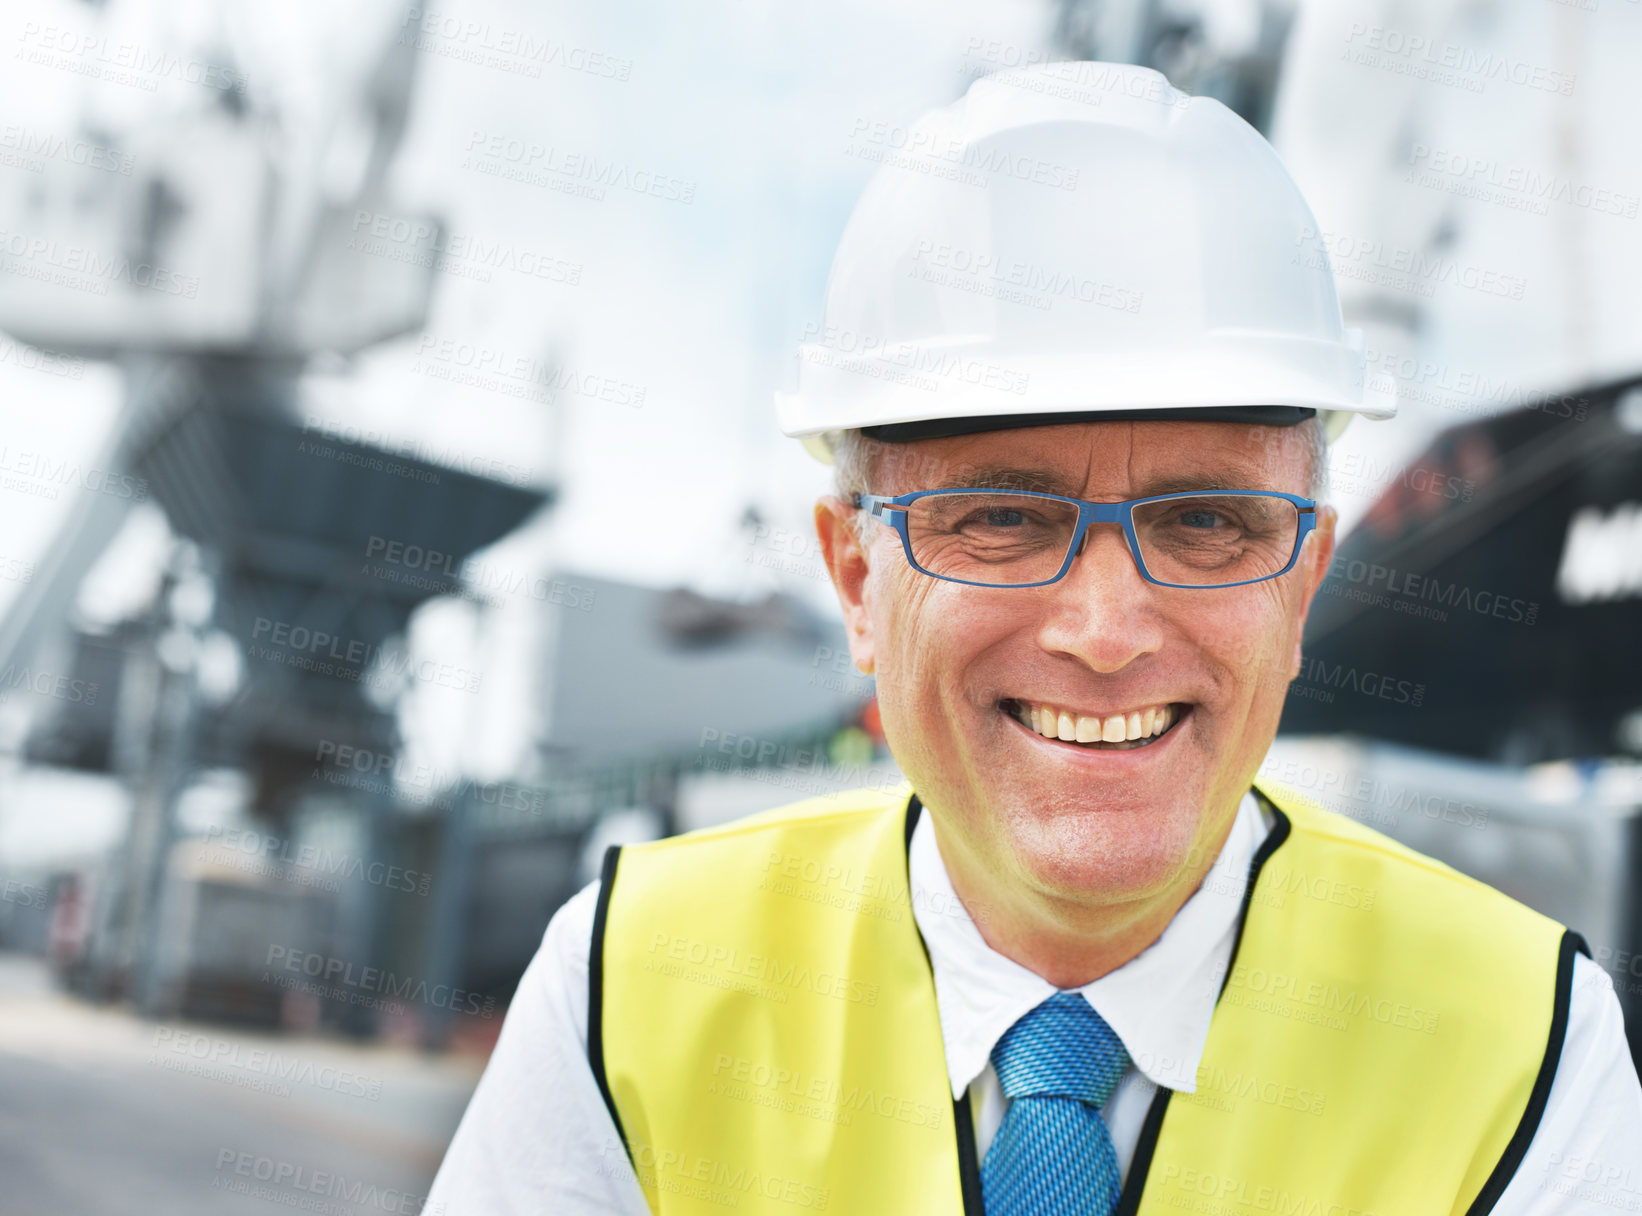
[908,791,1268,1099]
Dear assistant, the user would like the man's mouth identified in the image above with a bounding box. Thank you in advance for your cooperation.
[998,697,1189,751]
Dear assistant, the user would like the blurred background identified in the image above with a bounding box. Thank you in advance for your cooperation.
[0,0,1638,1210]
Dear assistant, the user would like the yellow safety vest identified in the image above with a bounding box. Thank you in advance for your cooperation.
[589,781,1584,1214]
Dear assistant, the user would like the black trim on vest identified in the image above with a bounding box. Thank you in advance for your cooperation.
[953,1089,986,1214]
[1216,789,1293,1002]
[902,793,986,1214]
[1117,789,1294,1213]
[1115,1087,1174,1216]
[1464,928,1591,1214]
[588,843,632,1168]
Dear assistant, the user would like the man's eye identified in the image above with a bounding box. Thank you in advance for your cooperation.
[957,507,1052,532]
[1176,509,1226,529]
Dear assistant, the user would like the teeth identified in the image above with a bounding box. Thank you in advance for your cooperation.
[1014,700,1180,745]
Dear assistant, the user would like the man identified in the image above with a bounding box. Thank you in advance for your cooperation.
[427,63,1642,1214]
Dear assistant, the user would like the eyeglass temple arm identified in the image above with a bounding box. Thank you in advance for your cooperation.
[852,493,904,519]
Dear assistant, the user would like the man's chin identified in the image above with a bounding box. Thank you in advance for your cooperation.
[1002,811,1201,903]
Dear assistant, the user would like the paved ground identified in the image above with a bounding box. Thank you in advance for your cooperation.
[0,953,484,1216]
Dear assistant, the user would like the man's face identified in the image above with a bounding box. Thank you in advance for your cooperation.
[815,419,1336,910]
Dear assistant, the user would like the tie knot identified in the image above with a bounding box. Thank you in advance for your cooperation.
[990,991,1130,1107]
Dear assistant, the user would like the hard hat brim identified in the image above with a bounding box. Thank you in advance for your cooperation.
[858,404,1318,443]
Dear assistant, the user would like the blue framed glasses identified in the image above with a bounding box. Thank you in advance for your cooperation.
[852,488,1317,589]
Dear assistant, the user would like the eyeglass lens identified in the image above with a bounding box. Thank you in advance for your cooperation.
[901,492,1301,587]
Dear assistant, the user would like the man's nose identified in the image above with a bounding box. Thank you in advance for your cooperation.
[1032,523,1165,673]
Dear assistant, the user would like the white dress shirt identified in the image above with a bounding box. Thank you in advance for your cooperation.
[427,792,1642,1214]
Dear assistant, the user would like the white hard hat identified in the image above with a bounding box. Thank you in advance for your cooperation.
[779,62,1395,463]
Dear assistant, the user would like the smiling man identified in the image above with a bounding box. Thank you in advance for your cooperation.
[426,63,1641,1215]
[818,419,1328,995]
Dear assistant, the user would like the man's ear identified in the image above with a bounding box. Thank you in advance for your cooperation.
[1289,503,1337,680]
[814,495,877,675]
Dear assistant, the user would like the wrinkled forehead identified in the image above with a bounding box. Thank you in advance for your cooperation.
[869,419,1312,498]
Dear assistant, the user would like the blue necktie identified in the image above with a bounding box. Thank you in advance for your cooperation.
[981,991,1132,1216]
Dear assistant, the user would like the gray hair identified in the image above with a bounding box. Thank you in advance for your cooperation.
[830,429,884,545]
[832,416,1329,527]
